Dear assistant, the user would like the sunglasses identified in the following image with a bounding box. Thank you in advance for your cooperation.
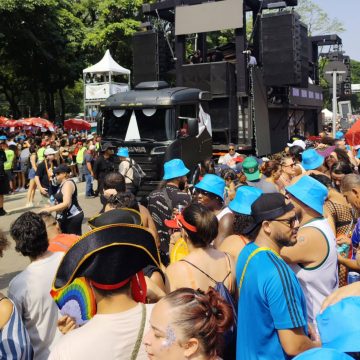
[272,215,298,228]
[195,189,216,198]
[229,148,235,151]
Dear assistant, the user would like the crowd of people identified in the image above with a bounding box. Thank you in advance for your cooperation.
[0,127,360,359]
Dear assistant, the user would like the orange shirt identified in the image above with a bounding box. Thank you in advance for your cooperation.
[48,233,79,252]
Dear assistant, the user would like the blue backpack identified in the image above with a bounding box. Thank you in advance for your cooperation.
[181,254,237,359]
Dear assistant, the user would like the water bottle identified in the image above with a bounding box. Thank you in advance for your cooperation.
[50,195,55,205]
[347,272,360,284]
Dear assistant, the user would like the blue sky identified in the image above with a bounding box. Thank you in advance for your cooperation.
[311,0,360,61]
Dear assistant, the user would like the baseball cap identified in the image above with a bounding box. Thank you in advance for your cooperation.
[44,148,58,156]
[287,139,306,150]
[242,157,260,181]
[243,193,294,234]
[54,164,71,174]
[101,142,115,151]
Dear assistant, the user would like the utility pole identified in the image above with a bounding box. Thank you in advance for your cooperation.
[324,60,347,138]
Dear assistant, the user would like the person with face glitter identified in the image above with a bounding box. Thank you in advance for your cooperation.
[143,287,233,360]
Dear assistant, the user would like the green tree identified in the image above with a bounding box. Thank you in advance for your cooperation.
[296,0,345,35]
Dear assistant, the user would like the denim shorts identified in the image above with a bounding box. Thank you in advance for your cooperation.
[28,168,36,179]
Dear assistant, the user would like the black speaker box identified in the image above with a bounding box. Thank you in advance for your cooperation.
[132,31,172,85]
[261,12,309,87]
[181,62,236,96]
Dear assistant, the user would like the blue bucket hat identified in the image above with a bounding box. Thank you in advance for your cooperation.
[293,348,353,360]
[116,147,129,157]
[317,296,360,353]
[229,186,263,215]
[195,174,225,200]
[0,135,7,141]
[286,175,328,215]
[163,159,190,180]
[335,131,344,140]
[301,148,324,170]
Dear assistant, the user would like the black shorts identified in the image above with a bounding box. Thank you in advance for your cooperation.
[0,176,9,195]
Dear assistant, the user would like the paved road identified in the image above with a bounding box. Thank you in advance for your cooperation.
[0,181,101,293]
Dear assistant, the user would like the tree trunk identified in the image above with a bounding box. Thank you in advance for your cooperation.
[59,88,65,123]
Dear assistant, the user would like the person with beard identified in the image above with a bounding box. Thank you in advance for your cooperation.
[148,159,191,266]
[281,176,338,326]
[237,193,319,359]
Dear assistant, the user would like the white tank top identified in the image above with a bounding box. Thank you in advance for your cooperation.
[216,207,232,221]
[290,218,339,323]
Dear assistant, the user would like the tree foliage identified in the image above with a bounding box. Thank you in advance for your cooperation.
[296,0,345,35]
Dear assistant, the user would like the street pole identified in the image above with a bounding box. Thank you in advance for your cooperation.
[332,71,337,139]
[325,70,346,138]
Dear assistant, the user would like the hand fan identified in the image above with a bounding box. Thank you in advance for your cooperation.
[50,277,97,326]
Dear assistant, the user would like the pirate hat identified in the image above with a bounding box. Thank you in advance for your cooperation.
[88,208,142,229]
[52,224,160,292]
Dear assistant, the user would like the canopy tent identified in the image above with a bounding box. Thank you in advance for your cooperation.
[83,50,130,75]
[321,108,333,120]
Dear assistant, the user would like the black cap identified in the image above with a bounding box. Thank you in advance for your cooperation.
[101,142,115,151]
[243,193,294,234]
[54,164,71,174]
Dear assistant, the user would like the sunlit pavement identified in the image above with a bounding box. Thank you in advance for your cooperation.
[0,181,101,293]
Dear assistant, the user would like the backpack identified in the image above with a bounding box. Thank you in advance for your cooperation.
[180,255,237,359]
[124,159,146,189]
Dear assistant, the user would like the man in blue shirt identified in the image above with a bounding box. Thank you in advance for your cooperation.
[236,193,320,359]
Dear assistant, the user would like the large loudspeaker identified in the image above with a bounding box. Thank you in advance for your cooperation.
[181,62,236,96]
[261,12,309,87]
[133,31,172,85]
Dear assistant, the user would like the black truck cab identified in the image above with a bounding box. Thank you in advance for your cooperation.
[97,81,213,197]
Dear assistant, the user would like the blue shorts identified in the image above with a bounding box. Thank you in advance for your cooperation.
[28,168,36,180]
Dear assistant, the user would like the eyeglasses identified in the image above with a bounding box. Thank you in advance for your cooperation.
[272,215,298,228]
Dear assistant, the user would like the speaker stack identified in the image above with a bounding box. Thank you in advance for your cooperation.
[132,30,173,85]
[261,11,309,88]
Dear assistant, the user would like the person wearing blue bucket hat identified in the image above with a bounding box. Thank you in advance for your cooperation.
[282,175,339,326]
[218,186,263,260]
[301,148,325,171]
[293,348,353,360]
[335,131,344,140]
[317,296,360,353]
[148,159,191,265]
[117,147,136,194]
[195,174,234,247]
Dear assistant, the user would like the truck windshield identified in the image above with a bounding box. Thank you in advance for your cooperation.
[103,108,175,141]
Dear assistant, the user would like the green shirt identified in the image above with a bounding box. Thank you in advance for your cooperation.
[76,147,87,164]
[4,149,14,170]
[37,147,45,162]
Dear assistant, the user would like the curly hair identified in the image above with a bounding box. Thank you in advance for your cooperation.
[0,230,9,253]
[10,212,48,258]
[163,287,234,357]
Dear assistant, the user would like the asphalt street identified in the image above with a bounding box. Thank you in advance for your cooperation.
[0,181,100,293]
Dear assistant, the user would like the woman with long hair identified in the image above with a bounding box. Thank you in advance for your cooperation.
[165,203,235,295]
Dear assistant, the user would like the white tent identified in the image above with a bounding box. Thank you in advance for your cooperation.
[322,108,333,120]
[83,49,130,75]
